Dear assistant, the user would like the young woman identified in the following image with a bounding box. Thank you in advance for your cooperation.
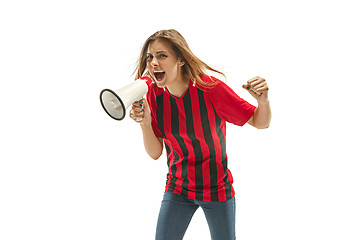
[129,29,271,240]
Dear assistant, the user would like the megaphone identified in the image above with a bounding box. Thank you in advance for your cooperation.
[100,77,152,120]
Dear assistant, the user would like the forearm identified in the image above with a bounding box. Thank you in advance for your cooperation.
[130,99,163,160]
[252,100,271,129]
[140,122,163,160]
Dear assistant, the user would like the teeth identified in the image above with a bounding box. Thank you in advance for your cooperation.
[154,70,165,73]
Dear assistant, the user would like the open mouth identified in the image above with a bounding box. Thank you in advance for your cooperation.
[154,70,165,82]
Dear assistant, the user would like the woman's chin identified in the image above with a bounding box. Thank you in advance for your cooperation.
[155,79,166,87]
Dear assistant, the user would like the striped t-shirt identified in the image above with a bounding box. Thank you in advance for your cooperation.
[145,75,256,202]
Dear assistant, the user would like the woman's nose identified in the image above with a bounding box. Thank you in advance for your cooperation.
[151,57,159,67]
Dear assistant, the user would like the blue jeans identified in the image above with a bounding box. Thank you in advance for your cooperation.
[155,192,236,240]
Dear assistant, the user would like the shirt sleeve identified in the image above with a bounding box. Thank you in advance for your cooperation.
[146,86,164,138]
[208,80,257,126]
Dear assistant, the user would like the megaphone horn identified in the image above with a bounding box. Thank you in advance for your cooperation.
[100,77,152,120]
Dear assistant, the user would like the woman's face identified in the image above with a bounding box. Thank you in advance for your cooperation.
[146,39,185,88]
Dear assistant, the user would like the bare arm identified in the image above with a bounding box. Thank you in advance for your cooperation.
[243,76,272,129]
[130,99,163,160]
[247,100,271,129]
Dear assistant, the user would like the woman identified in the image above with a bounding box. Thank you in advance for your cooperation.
[130,29,271,240]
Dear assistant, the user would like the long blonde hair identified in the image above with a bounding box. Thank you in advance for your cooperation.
[134,29,225,88]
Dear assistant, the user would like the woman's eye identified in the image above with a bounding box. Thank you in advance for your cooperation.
[146,55,153,60]
[159,54,167,58]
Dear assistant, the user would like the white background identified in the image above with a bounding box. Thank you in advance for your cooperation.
[1,0,359,239]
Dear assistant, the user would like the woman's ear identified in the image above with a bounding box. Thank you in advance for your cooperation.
[178,58,185,67]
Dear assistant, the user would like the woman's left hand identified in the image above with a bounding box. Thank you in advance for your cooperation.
[242,76,269,103]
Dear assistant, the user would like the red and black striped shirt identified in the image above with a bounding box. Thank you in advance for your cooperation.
[146,75,256,202]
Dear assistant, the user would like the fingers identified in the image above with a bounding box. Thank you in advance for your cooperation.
[244,76,269,95]
[130,99,145,122]
[129,99,152,123]
[253,81,267,92]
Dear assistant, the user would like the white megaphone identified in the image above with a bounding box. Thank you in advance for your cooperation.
[100,77,153,120]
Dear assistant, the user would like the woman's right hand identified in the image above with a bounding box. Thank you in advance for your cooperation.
[129,98,151,125]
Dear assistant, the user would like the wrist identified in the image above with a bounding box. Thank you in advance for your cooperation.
[140,120,152,128]
[257,99,270,104]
